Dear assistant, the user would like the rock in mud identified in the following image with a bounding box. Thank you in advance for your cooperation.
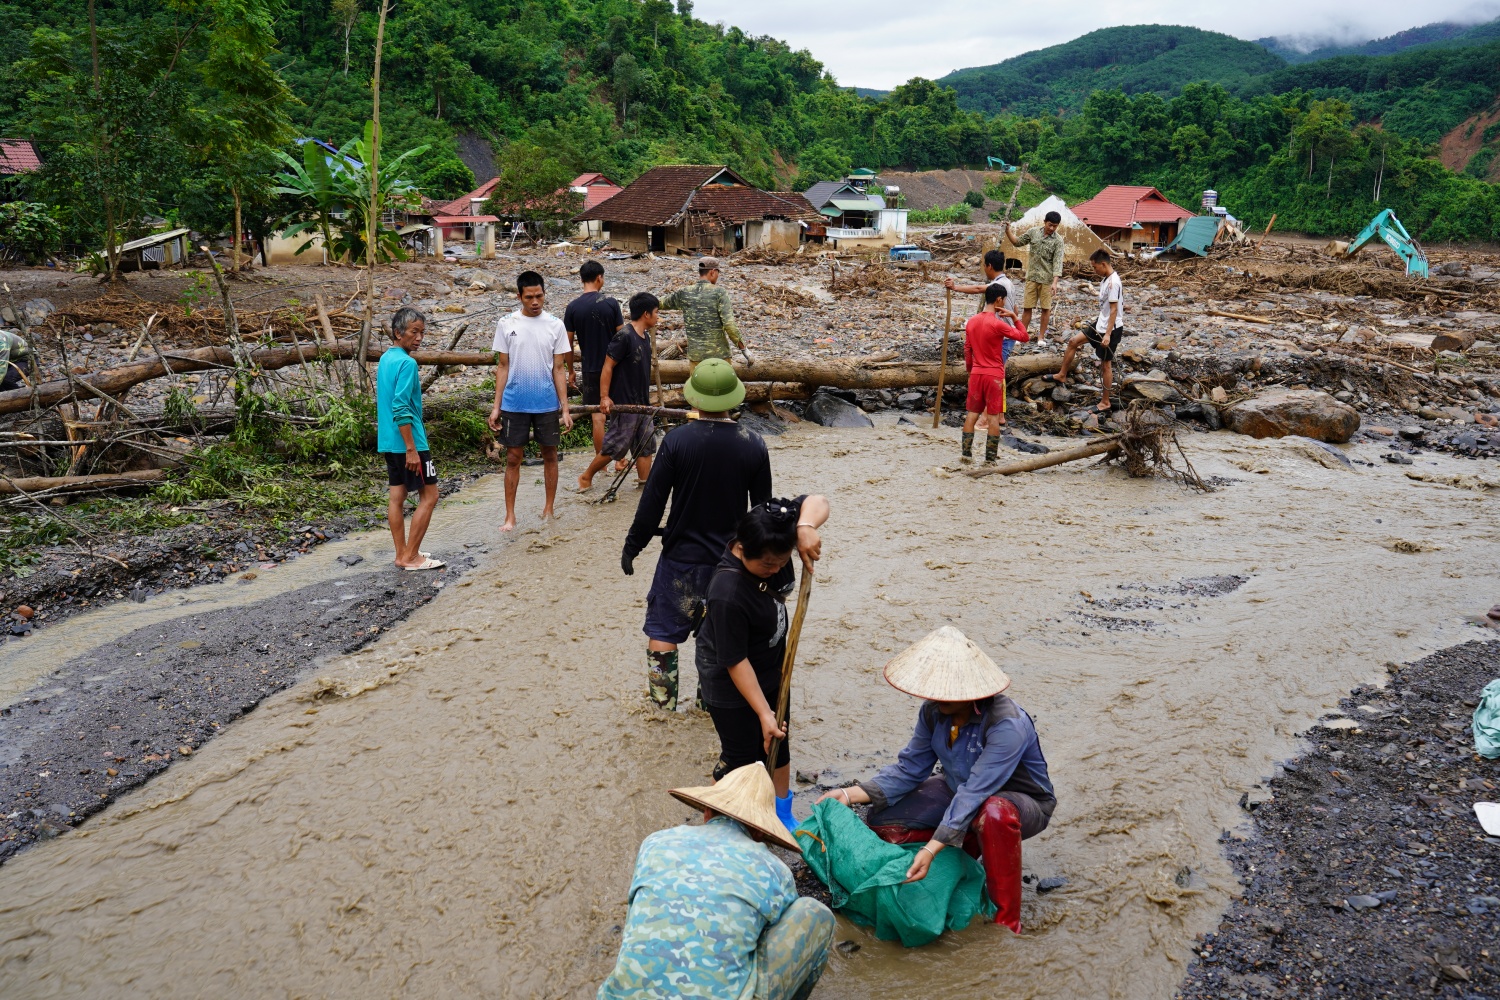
[1121,377,1185,405]
[1036,876,1067,893]
[337,553,364,567]
[1223,388,1360,443]
[805,389,873,428]
[1287,435,1354,469]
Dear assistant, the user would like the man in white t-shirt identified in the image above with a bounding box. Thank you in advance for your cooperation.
[487,270,574,530]
[1043,248,1124,414]
[945,249,1021,359]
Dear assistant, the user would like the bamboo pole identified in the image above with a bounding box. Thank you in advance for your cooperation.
[356,0,391,394]
[933,287,952,429]
[765,568,814,779]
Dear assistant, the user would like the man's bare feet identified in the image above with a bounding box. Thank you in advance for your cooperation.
[500,517,516,532]
[576,472,594,491]
[613,458,628,473]
[539,508,558,522]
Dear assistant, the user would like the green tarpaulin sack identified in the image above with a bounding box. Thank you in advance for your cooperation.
[1475,678,1500,759]
[794,798,994,947]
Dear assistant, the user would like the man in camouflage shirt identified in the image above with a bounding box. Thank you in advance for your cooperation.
[659,257,747,368]
[0,329,32,392]
[598,764,834,1000]
[1003,210,1066,342]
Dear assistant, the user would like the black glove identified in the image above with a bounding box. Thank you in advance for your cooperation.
[621,550,635,576]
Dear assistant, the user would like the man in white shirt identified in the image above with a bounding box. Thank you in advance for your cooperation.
[487,270,574,530]
[945,249,1020,361]
[1043,249,1124,414]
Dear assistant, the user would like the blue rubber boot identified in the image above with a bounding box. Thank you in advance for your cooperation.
[776,792,796,832]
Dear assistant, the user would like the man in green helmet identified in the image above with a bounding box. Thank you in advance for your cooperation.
[622,360,817,712]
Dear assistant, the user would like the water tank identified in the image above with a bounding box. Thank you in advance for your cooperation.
[885,186,900,195]
[1202,190,1219,209]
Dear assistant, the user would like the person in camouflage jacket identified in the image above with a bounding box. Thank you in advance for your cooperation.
[660,257,746,367]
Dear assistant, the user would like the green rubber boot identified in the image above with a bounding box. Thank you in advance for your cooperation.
[647,649,679,711]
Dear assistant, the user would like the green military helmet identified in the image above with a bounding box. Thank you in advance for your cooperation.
[682,358,745,413]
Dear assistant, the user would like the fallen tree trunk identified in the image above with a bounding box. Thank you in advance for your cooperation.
[965,436,1121,479]
[0,469,164,495]
[1,339,1072,416]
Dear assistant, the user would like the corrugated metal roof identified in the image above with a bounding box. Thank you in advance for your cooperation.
[438,178,501,217]
[0,139,41,175]
[830,197,878,211]
[432,215,499,224]
[1072,185,1194,230]
[1165,215,1221,256]
[117,228,190,253]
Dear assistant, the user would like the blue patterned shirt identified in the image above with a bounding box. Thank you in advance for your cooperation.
[492,309,569,413]
[599,817,797,999]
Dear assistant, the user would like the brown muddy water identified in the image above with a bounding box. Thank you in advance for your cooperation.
[1,420,1496,998]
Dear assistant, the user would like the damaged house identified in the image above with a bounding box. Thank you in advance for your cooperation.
[574,165,819,254]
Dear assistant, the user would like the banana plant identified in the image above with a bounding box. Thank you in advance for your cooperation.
[272,125,429,264]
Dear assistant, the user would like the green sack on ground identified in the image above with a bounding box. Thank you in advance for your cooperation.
[1475,678,1500,759]
[794,798,994,947]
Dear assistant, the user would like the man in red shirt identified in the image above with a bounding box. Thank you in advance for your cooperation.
[962,284,1028,464]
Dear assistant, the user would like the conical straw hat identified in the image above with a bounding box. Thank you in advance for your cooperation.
[669,764,800,852]
[882,626,1011,702]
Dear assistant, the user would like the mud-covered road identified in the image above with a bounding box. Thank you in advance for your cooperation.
[0,420,1497,998]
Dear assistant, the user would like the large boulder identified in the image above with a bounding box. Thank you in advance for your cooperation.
[805,388,873,428]
[1224,389,1359,443]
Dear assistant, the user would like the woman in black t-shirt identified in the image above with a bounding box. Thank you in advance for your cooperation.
[696,494,830,832]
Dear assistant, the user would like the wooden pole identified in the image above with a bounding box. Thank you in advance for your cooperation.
[356,0,391,394]
[964,435,1121,478]
[933,287,952,428]
[1256,213,1277,250]
[765,568,814,779]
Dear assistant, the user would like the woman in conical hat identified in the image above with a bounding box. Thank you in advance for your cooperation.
[815,625,1056,932]
[598,764,836,1000]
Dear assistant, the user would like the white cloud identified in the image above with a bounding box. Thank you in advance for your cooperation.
[690,0,1500,90]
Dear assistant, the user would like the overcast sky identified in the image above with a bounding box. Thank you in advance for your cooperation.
[690,0,1500,90]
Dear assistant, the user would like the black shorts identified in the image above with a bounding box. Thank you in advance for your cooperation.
[0,363,22,393]
[499,410,561,449]
[1084,326,1125,361]
[580,370,601,406]
[708,701,789,778]
[384,451,436,492]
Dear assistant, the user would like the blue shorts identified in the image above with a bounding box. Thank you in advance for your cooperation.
[644,555,715,644]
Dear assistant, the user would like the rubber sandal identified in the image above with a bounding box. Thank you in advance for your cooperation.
[1040,374,1067,385]
[403,557,446,571]
[1095,402,1112,413]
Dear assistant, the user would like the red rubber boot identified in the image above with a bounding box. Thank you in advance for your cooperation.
[978,796,1023,933]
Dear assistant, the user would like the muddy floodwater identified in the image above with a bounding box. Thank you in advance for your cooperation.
[1,421,1496,998]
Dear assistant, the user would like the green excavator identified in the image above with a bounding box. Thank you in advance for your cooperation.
[1345,209,1428,278]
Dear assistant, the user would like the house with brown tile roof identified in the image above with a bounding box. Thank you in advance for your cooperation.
[575,165,819,254]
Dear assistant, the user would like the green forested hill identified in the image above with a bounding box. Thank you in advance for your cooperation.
[938,25,1286,116]
[1238,38,1500,142]
[1257,17,1500,64]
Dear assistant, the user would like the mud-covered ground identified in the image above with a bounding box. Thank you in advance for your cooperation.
[0,552,474,863]
[1176,639,1500,1000]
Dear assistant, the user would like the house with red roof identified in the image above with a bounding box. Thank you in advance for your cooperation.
[1071,185,1195,250]
[0,139,42,176]
[574,165,819,254]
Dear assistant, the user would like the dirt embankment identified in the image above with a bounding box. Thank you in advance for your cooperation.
[1438,100,1500,181]
[1176,640,1500,1000]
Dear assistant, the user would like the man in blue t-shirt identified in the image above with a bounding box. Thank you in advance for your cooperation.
[376,308,443,571]
[487,270,574,531]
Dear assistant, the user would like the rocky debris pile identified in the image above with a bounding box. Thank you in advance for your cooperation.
[1176,640,1500,1000]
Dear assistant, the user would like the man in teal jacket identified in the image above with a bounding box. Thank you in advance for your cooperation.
[377,308,443,571]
